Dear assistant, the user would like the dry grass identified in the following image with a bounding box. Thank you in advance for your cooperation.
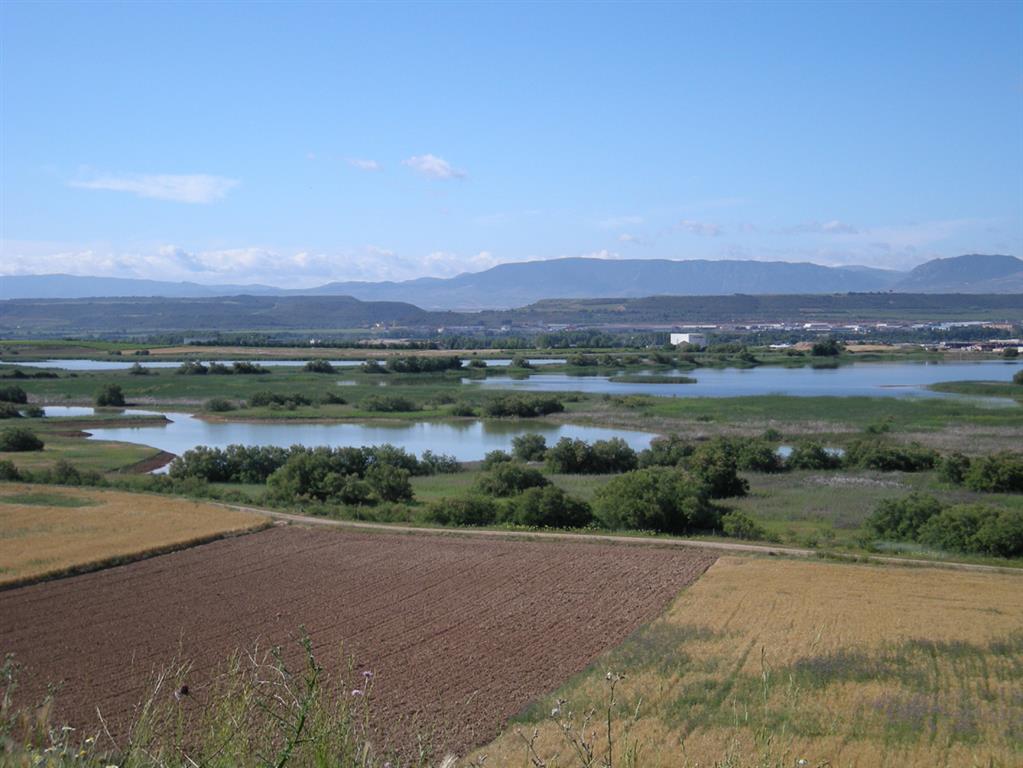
[476,556,1023,767]
[0,483,267,586]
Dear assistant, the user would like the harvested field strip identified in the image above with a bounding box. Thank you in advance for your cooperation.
[0,484,267,586]
[477,556,1023,767]
[0,526,717,758]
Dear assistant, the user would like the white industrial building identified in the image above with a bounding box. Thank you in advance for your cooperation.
[670,332,707,347]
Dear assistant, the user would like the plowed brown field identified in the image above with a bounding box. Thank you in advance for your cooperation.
[0,525,716,757]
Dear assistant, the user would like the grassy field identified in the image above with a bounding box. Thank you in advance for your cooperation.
[0,483,267,585]
[474,556,1023,767]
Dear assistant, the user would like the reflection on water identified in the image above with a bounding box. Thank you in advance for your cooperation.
[42,407,654,461]
[468,361,1023,398]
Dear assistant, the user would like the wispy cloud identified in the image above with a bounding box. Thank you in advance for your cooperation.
[347,158,381,172]
[618,233,646,245]
[69,173,239,204]
[403,154,466,180]
[784,220,859,235]
[599,215,644,229]
[678,219,722,237]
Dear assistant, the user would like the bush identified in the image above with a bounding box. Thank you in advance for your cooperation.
[321,392,347,405]
[684,441,749,498]
[0,385,28,404]
[419,450,460,474]
[475,462,549,497]
[467,358,488,369]
[0,403,21,419]
[176,360,208,375]
[785,442,842,470]
[512,433,548,462]
[0,459,21,480]
[481,394,564,418]
[249,391,312,409]
[918,504,1023,557]
[502,486,592,528]
[545,437,637,474]
[0,427,44,452]
[450,402,477,417]
[510,355,533,369]
[811,338,842,357]
[360,395,419,413]
[480,450,513,470]
[128,362,150,375]
[422,495,498,526]
[638,434,694,468]
[1014,369,1023,385]
[938,452,971,485]
[365,463,414,503]
[729,438,786,473]
[843,439,937,472]
[592,467,719,534]
[232,361,270,375]
[866,492,944,540]
[95,384,126,407]
[721,510,769,541]
[205,397,235,412]
[359,360,387,374]
[962,452,1023,493]
[304,359,336,374]
[385,355,462,373]
[22,405,43,418]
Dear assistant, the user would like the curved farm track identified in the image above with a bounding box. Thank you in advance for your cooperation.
[0,525,716,757]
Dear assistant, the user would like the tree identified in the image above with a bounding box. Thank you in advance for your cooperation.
[592,467,718,534]
[503,486,592,528]
[512,433,548,462]
[0,427,44,452]
[811,338,842,357]
[95,384,126,407]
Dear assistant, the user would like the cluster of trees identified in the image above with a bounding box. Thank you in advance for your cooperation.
[0,385,28,404]
[0,427,44,452]
[170,443,459,485]
[480,394,565,418]
[177,361,270,376]
[867,492,1023,557]
[359,356,463,374]
[95,383,126,407]
[545,437,638,474]
[359,395,419,412]
[939,451,1023,493]
[303,359,335,374]
[249,391,312,409]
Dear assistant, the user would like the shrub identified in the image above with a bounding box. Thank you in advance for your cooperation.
[365,463,413,503]
[128,362,150,375]
[1014,369,1023,385]
[545,437,637,474]
[918,504,1023,557]
[321,392,347,405]
[730,438,786,473]
[843,439,937,472]
[502,486,592,528]
[592,467,718,534]
[304,359,336,374]
[685,441,749,498]
[638,434,694,468]
[385,356,462,373]
[0,427,44,452]
[359,360,387,374]
[205,397,235,412]
[0,403,21,419]
[0,459,21,480]
[481,394,564,418]
[419,450,460,474]
[466,358,488,369]
[811,338,842,357]
[360,395,418,412]
[962,452,1023,493]
[785,442,842,470]
[0,385,28,404]
[512,433,548,462]
[95,383,126,407]
[475,462,549,497]
[938,452,971,485]
[481,450,513,470]
[510,355,533,369]
[22,405,43,418]
[249,391,312,409]
[721,510,769,541]
[1004,347,1019,359]
[422,495,498,526]
[450,402,477,417]
[866,492,945,540]
[176,360,208,375]
[49,458,83,485]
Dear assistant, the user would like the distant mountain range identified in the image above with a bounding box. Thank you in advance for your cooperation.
[2,254,1020,309]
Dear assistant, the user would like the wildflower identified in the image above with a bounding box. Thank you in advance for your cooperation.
[351,689,364,697]
[550,706,560,717]
[362,670,374,679]
[797,761,808,767]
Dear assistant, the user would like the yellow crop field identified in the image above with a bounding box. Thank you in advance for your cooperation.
[476,556,1023,768]
[0,484,267,585]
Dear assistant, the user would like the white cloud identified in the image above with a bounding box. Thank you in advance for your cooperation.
[403,154,466,180]
[347,158,381,172]
[618,233,646,245]
[69,173,239,204]
[678,219,722,237]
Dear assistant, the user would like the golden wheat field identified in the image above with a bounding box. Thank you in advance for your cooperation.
[0,484,266,585]
[476,556,1023,768]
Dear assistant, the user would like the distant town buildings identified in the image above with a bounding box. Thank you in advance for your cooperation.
[670,332,708,347]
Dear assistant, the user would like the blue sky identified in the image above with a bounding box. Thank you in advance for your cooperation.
[2,1,1021,286]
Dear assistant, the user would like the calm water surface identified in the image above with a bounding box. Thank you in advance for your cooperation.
[43,407,654,461]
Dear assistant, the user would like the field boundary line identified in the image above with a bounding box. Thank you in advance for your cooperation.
[216,503,1023,575]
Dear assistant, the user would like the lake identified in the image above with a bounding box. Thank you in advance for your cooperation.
[469,360,1023,398]
[2,357,565,371]
[43,407,656,461]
